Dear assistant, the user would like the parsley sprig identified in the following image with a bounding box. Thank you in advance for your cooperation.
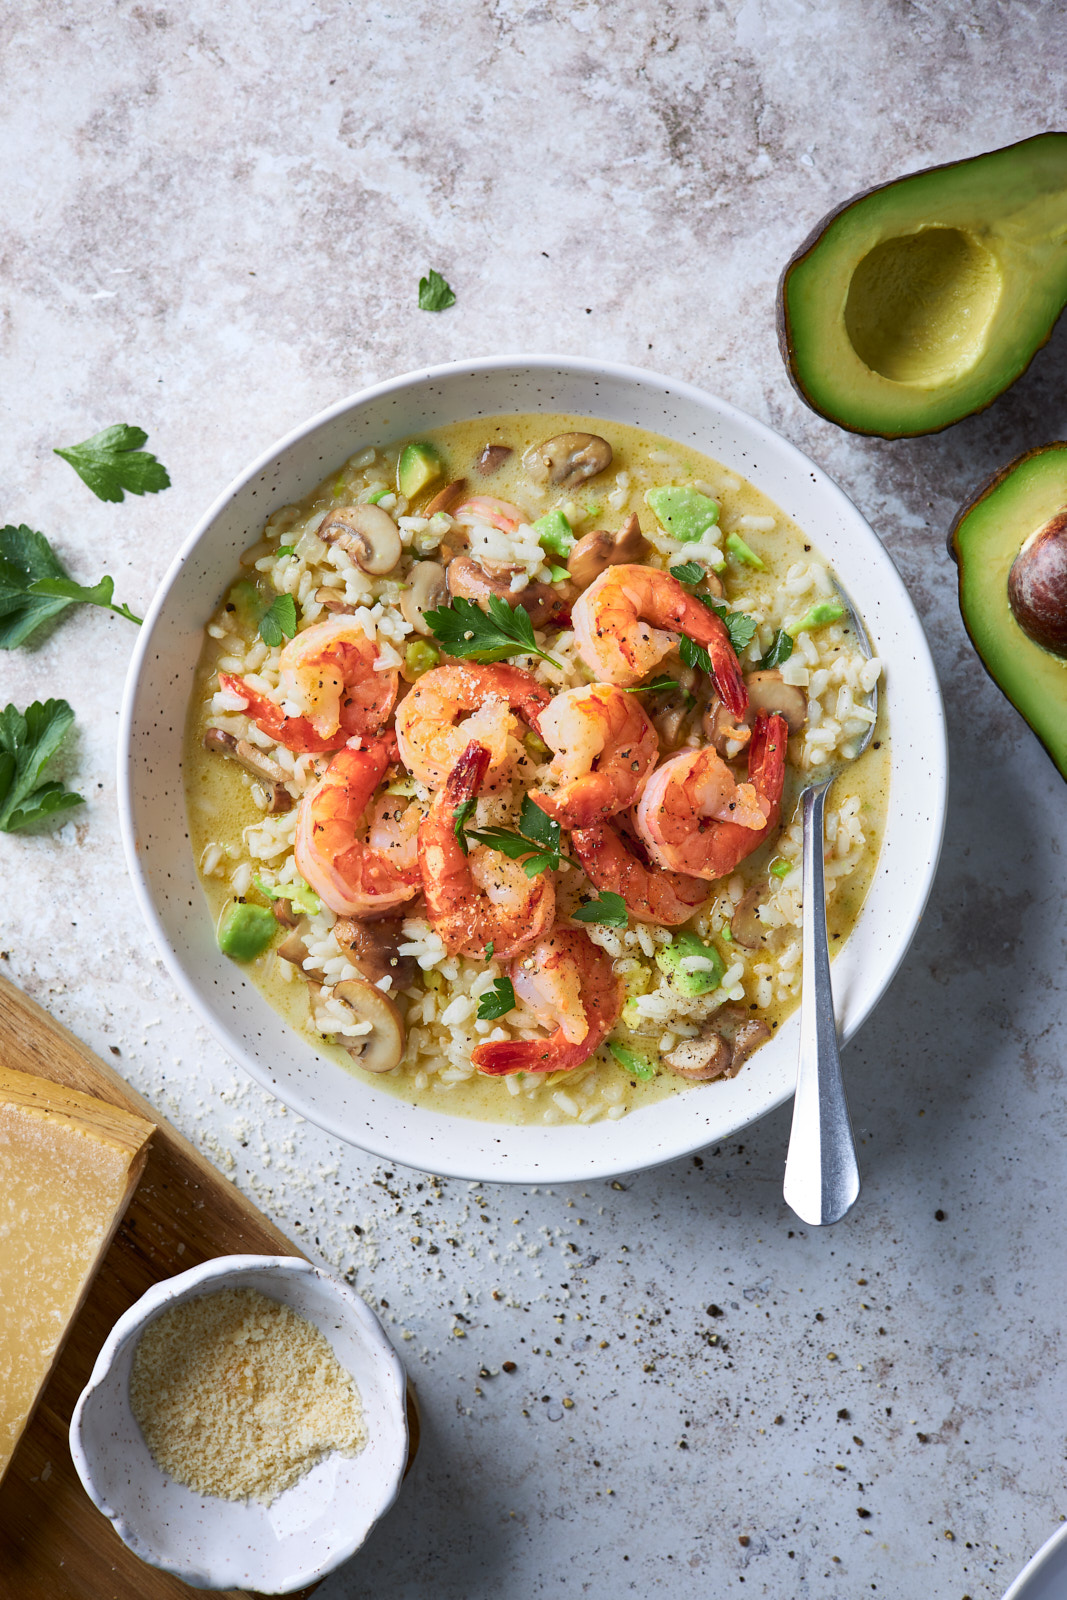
[0,699,83,832]
[571,891,628,928]
[425,595,561,669]
[0,524,142,648]
[669,563,757,666]
[259,593,297,648]
[418,269,456,311]
[477,977,516,1020]
[456,793,578,877]
[54,424,170,503]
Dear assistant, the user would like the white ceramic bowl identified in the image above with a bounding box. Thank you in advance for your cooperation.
[1002,1522,1067,1600]
[119,355,947,1184]
[69,1255,408,1594]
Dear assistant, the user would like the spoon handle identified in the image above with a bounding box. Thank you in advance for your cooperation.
[782,780,861,1226]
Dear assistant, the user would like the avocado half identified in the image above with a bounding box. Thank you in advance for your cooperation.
[778,133,1067,438]
[949,442,1067,779]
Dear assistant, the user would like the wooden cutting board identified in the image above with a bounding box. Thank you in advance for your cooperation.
[0,973,322,1600]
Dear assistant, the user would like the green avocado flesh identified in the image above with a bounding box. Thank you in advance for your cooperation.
[950,442,1067,779]
[779,133,1067,437]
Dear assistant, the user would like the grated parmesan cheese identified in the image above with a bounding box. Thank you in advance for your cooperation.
[130,1287,366,1504]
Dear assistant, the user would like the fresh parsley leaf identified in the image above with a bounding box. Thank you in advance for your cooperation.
[460,800,580,878]
[0,524,76,648]
[484,941,495,961]
[0,524,142,647]
[571,891,628,928]
[477,976,516,1021]
[518,794,559,853]
[259,593,297,648]
[758,629,794,670]
[695,593,757,655]
[453,797,477,854]
[275,545,296,558]
[607,1039,657,1081]
[424,595,561,669]
[418,269,456,312]
[669,561,704,584]
[54,424,170,503]
[679,634,713,675]
[624,676,680,695]
[28,574,142,625]
[0,699,83,832]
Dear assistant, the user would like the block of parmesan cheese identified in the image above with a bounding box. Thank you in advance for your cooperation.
[0,1063,155,1482]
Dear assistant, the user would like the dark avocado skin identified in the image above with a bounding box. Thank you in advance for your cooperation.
[949,443,1067,781]
[778,132,1067,439]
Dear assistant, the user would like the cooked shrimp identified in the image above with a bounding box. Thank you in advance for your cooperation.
[571,563,747,716]
[569,819,709,926]
[529,683,659,829]
[471,927,622,1076]
[452,496,527,534]
[220,617,398,754]
[418,741,555,959]
[634,711,787,880]
[295,738,420,918]
[395,661,550,791]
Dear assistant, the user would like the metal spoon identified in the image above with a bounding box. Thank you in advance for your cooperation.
[782,595,878,1227]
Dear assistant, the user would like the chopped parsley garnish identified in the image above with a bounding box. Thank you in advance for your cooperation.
[704,598,757,656]
[0,524,142,648]
[275,545,296,559]
[758,629,794,670]
[571,891,628,928]
[624,675,680,696]
[453,797,477,854]
[258,593,298,648]
[0,699,83,832]
[477,977,516,1020]
[484,941,495,961]
[418,269,456,311]
[424,594,561,669]
[669,561,704,584]
[679,634,713,676]
[607,1040,657,1081]
[54,424,170,503]
[458,794,579,877]
[669,563,757,660]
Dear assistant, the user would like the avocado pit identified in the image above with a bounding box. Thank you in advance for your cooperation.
[1008,508,1067,656]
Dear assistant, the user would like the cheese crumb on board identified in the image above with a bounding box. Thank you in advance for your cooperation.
[130,1287,366,1504]
[0,1064,155,1482]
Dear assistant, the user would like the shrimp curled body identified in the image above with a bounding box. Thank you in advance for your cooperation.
[471,927,623,1076]
[395,662,550,792]
[295,737,421,918]
[571,563,747,717]
[418,741,555,960]
[220,618,398,754]
[569,819,709,926]
[530,683,659,829]
[634,711,788,880]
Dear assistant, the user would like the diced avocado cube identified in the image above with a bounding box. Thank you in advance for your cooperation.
[725,531,766,569]
[645,486,720,542]
[607,1040,658,1081]
[217,902,277,962]
[793,598,846,633]
[226,578,267,634]
[533,508,574,559]
[405,639,440,678]
[655,931,725,996]
[397,441,443,500]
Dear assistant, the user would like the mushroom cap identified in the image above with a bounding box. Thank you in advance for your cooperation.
[401,560,448,636]
[566,512,650,589]
[743,670,807,734]
[522,432,613,490]
[330,978,405,1073]
[663,1032,733,1081]
[319,504,402,576]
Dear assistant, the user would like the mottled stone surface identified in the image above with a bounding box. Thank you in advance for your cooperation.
[2,3,1065,1596]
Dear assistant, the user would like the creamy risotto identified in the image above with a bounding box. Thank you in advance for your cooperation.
[185,413,888,1126]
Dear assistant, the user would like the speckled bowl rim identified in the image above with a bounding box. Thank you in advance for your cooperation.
[118,354,948,1184]
[69,1254,408,1593]
[1002,1521,1067,1600]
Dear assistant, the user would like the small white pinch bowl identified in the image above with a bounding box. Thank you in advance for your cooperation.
[69,1254,408,1594]
[119,354,947,1184]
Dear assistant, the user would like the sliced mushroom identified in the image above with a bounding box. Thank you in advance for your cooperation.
[277,918,313,966]
[743,670,807,734]
[424,478,469,516]
[730,1017,772,1069]
[522,431,613,489]
[319,504,402,576]
[271,898,301,929]
[476,443,513,476]
[317,977,405,1073]
[333,916,418,988]
[203,728,293,813]
[446,555,572,629]
[314,585,352,613]
[400,560,448,636]
[702,700,752,757]
[730,885,765,949]
[652,696,690,748]
[663,1031,733,1082]
[566,512,651,589]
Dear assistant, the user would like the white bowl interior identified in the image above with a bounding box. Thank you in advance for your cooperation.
[119,356,947,1183]
[69,1256,408,1594]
